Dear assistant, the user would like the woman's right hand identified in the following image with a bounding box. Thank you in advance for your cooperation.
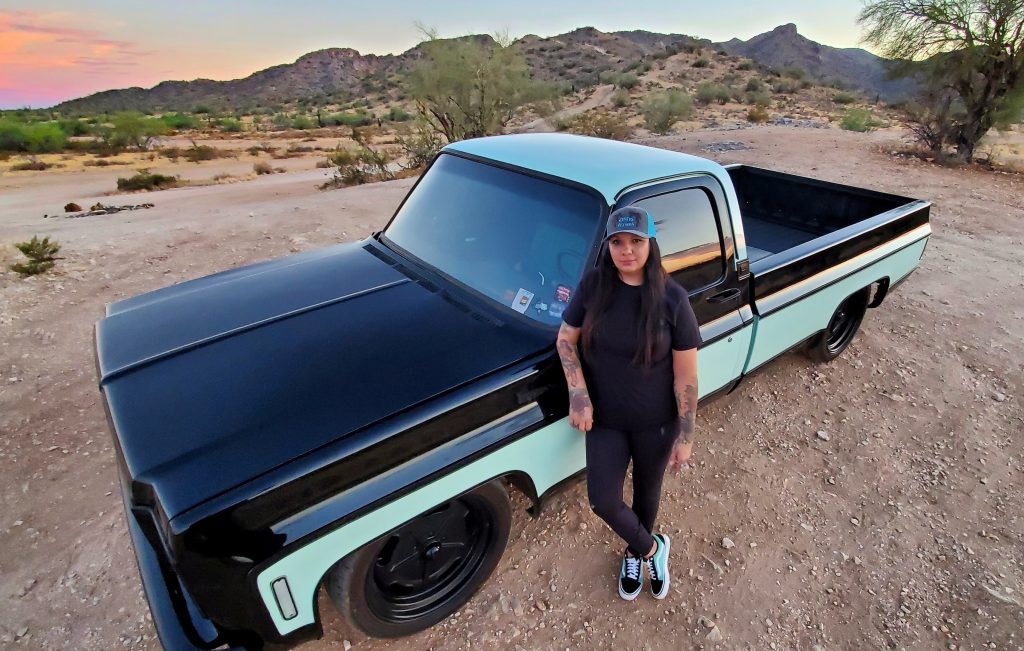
[568,389,593,432]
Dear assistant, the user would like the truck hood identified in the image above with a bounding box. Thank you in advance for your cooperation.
[96,239,550,519]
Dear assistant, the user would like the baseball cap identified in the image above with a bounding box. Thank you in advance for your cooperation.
[605,206,656,239]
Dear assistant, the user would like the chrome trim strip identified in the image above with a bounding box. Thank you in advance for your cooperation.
[755,223,931,315]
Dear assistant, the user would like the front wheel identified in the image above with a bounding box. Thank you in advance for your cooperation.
[804,289,869,363]
[326,480,512,638]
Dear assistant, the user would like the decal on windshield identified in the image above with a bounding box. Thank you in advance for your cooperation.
[512,288,534,313]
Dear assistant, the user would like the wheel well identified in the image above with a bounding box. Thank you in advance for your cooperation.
[866,278,890,308]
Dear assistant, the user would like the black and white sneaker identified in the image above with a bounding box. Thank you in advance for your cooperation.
[618,551,643,600]
[644,533,671,599]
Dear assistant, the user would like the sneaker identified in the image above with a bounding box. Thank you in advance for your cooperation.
[618,550,643,600]
[644,534,671,599]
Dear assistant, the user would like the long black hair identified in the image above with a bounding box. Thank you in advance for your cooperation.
[581,237,668,368]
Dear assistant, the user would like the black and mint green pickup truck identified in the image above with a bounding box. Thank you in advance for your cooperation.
[95,133,930,649]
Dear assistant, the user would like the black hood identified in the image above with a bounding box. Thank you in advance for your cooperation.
[96,240,550,518]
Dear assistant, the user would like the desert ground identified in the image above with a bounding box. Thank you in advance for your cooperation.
[1,124,1022,651]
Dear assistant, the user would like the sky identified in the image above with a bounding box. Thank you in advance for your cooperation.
[0,1,871,109]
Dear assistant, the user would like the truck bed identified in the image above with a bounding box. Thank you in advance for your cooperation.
[726,165,931,314]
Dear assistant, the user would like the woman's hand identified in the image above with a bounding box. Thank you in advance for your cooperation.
[569,389,593,432]
[668,440,693,473]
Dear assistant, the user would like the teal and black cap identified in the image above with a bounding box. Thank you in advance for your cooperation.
[605,206,656,239]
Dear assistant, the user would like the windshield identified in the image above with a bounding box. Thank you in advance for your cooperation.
[384,153,602,325]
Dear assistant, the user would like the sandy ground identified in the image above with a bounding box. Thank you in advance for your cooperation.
[0,125,1022,650]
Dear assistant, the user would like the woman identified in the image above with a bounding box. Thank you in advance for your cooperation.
[556,205,700,601]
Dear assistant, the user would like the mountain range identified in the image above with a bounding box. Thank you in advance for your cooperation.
[56,24,912,114]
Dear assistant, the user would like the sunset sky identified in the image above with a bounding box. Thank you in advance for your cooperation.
[1,1,869,109]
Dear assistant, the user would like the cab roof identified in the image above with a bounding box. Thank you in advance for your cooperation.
[442,133,724,205]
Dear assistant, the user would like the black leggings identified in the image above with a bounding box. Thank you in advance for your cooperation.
[585,421,678,556]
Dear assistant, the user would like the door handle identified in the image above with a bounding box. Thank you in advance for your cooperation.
[706,288,741,304]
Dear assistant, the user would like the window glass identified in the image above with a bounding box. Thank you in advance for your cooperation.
[634,188,724,289]
[384,153,601,325]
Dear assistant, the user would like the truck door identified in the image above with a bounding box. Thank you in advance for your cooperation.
[617,177,753,398]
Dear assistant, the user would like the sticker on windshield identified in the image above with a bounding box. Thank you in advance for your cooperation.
[512,288,534,313]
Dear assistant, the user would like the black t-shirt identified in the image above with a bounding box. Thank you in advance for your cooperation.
[562,269,701,431]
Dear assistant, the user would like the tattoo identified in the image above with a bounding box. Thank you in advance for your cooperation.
[569,388,592,415]
[674,382,698,443]
[556,338,582,388]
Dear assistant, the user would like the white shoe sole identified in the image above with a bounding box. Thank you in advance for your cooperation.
[651,535,671,599]
[618,583,642,601]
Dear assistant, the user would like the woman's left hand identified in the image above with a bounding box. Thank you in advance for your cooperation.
[668,441,693,474]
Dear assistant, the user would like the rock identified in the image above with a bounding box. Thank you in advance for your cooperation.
[993,393,1006,402]
[817,430,830,441]
[510,597,524,617]
[535,600,547,611]
[721,537,735,549]
[342,640,351,651]
[801,523,814,532]
[850,517,861,526]
[64,202,82,212]
[707,626,724,642]
[698,616,716,629]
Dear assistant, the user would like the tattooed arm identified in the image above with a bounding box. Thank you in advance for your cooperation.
[556,322,593,432]
[669,348,698,472]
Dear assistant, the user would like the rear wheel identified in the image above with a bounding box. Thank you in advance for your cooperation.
[805,289,869,363]
[326,480,512,638]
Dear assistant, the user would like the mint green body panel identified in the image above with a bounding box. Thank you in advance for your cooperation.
[699,321,754,394]
[745,233,928,372]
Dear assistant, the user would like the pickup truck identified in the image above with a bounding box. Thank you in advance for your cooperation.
[95,133,931,650]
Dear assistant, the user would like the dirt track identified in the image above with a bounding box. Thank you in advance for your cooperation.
[1,126,1022,650]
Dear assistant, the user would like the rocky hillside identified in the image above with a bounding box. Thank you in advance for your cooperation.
[55,25,912,114]
[717,23,916,101]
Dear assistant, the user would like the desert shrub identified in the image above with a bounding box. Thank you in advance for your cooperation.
[253,161,274,175]
[116,169,180,191]
[10,158,52,171]
[0,120,67,153]
[387,106,413,122]
[565,110,632,140]
[832,92,857,105]
[746,90,773,107]
[748,106,770,123]
[160,113,199,130]
[315,159,332,168]
[395,120,444,170]
[611,88,631,107]
[772,79,800,94]
[64,202,82,212]
[246,142,277,156]
[696,82,731,105]
[745,78,765,93]
[800,79,813,90]
[320,128,397,189]
[642,91,694,133]
[840,108,883,132]
[783,67,807,81]
[99,112,168,151]
[57,119,91,136]
[10,236,61,276]
[326,111,372,127]
[692,58,710,68]
[737,61,754,71]
[218,117,243,132]
[291,115,315,130]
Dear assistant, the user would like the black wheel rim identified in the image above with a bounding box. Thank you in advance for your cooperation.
[825,296,859,354]
[365,497,493,623]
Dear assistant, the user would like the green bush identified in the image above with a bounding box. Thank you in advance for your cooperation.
[291,115,315,130]
[116,169,180,191]
[0,120,67,153]
[840,108,883,132]
[745,78,765,93]
[326,111,372,127]
[696,82,731,105]
[832,92,857,105]
[772,79,800,94]
[161,113,199,130]
[748,106,770,123]
[642,91,694,133]
[783,67,807,81]
[611,88,631,107]
[10,236,61,276]
[218,117,243,132]
[57,118,91,136]
[692,58,710,68]
[746,90,772,107]
[387,106,413,122]
[737,61,754,71]
[99,112,168,151]
[565,110,633,140]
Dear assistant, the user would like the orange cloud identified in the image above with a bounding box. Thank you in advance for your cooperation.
[0,9,154,107]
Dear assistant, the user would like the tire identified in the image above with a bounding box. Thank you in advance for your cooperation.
[326,480,512,638]
[804,288,869,363]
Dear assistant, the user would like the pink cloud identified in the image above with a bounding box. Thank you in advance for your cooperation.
[0,8,155,107]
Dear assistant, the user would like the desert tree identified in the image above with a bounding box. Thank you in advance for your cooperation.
[404,27,554,142]
[859,0,1024,161]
